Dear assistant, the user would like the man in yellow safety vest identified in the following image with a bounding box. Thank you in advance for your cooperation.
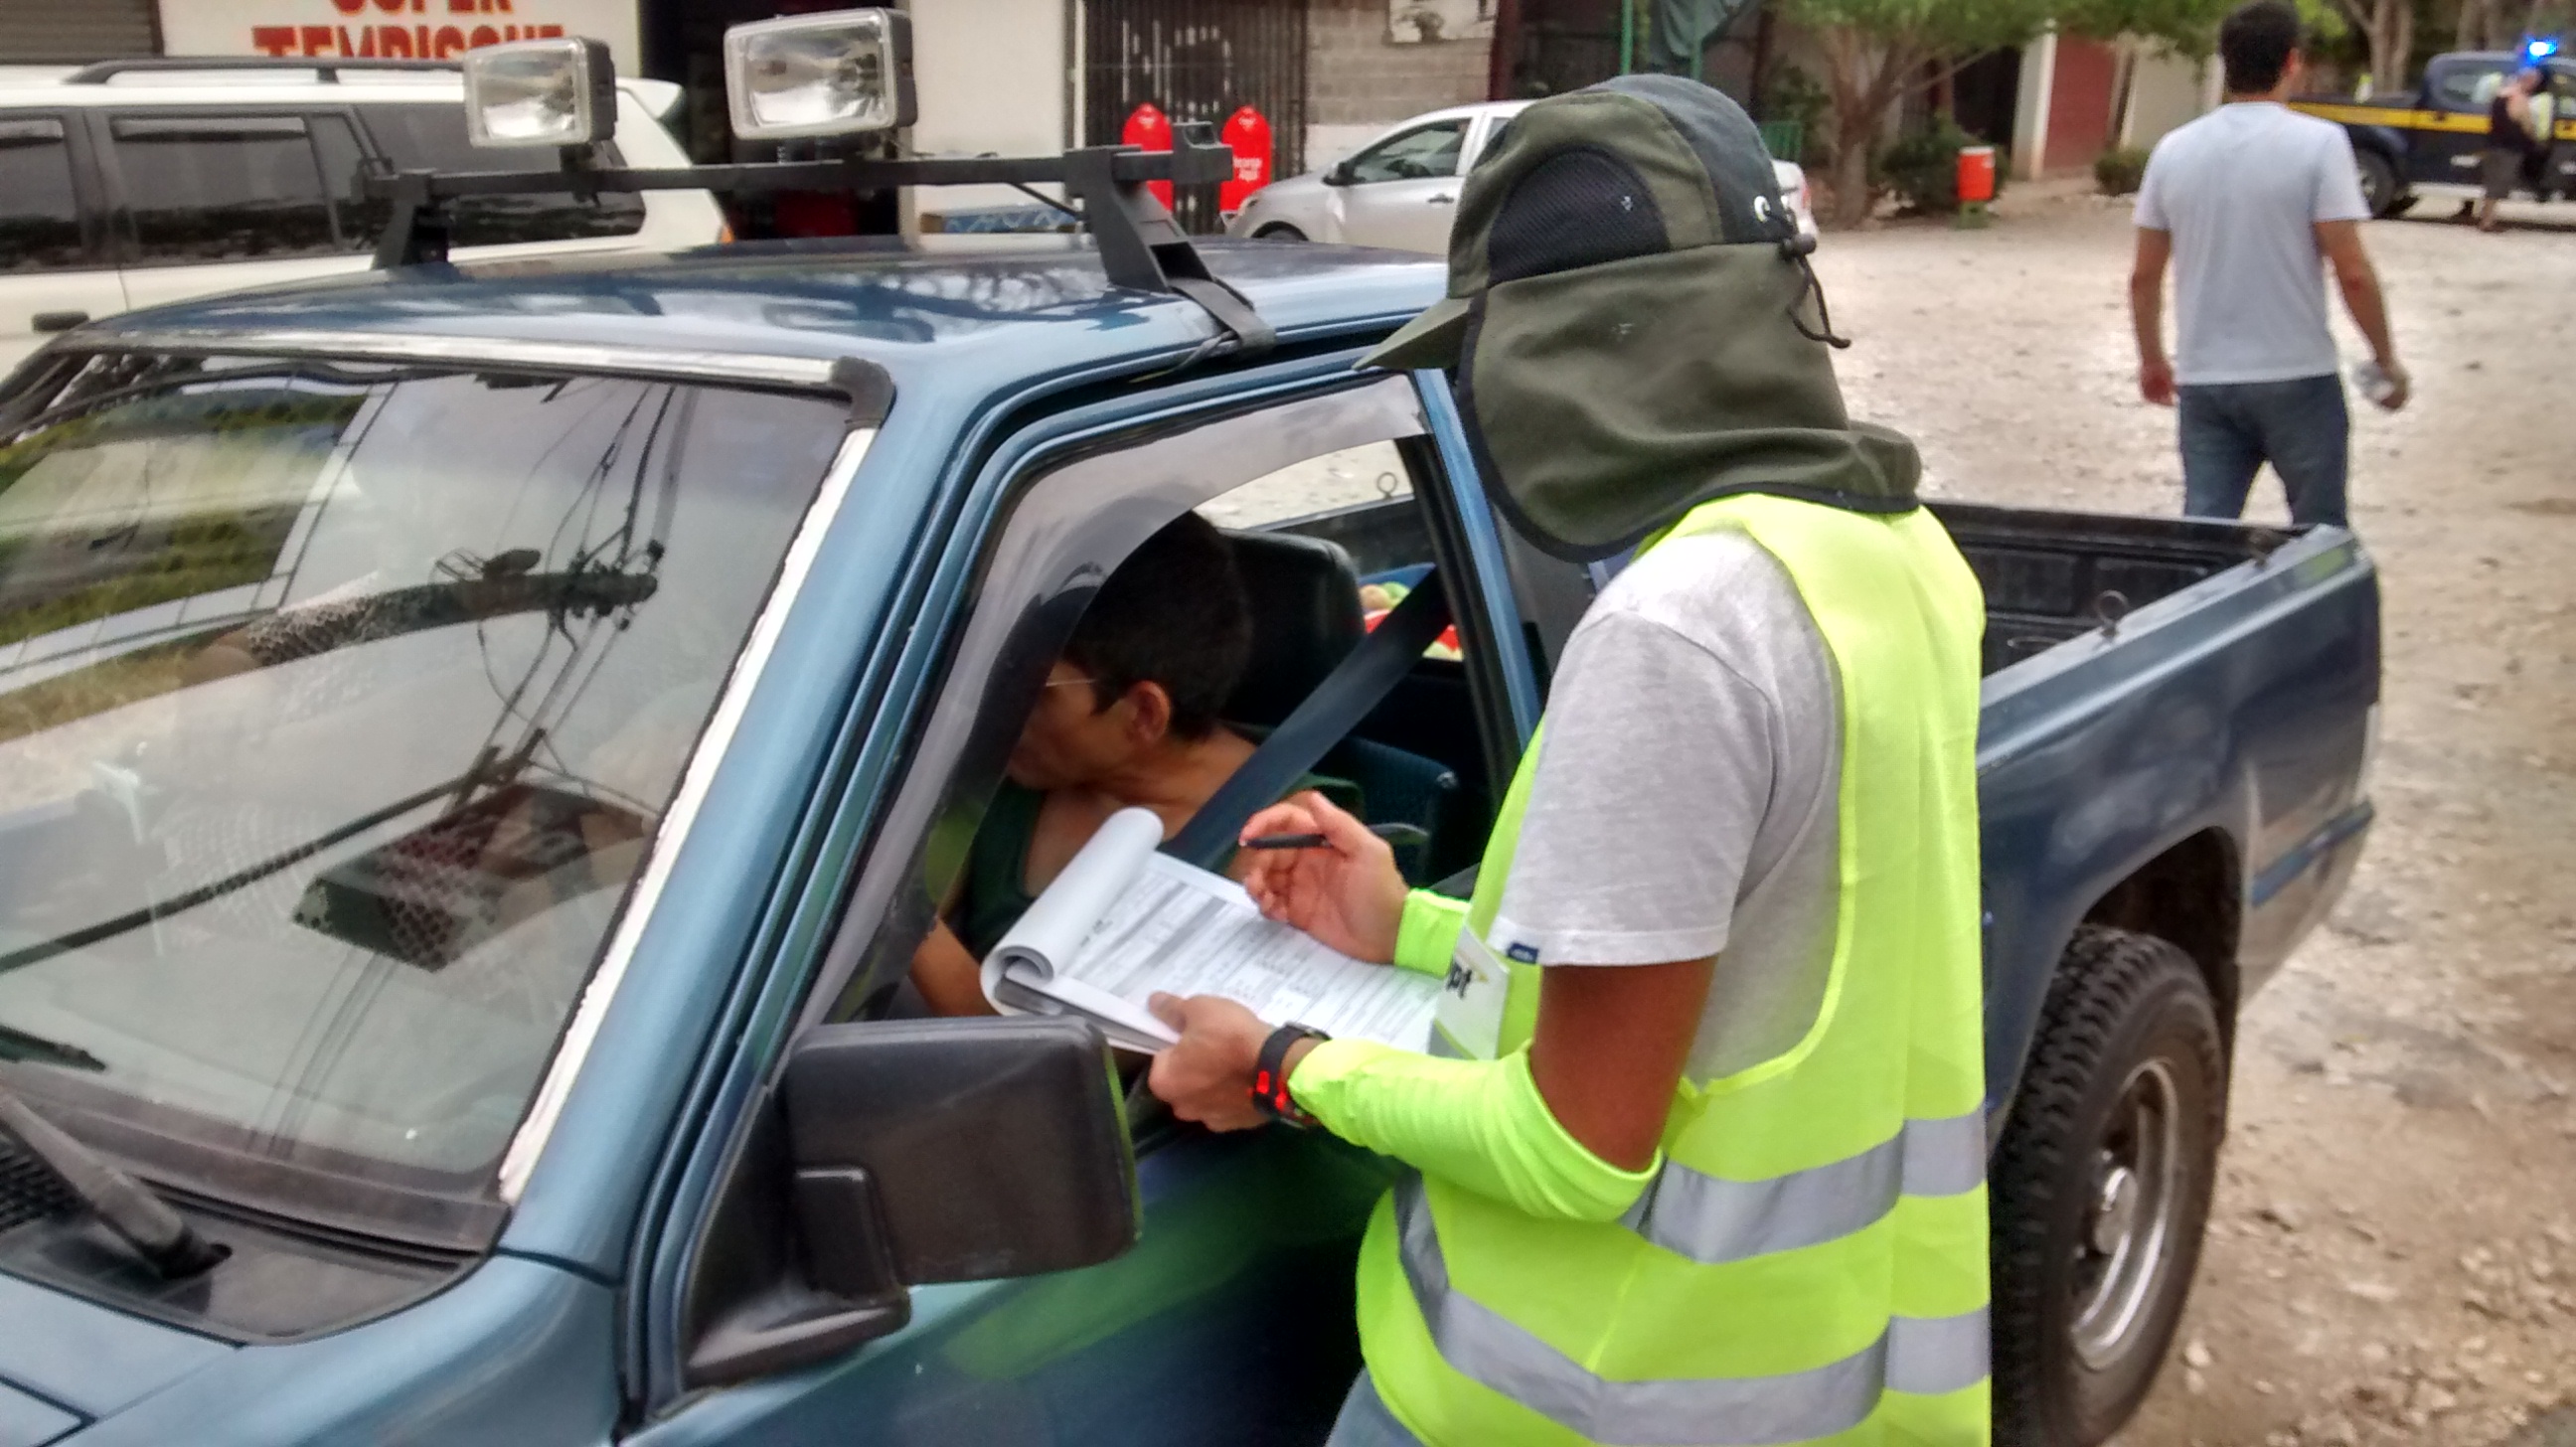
[1150,75,1992,1447]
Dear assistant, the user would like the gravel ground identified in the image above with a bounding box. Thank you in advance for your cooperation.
[1817,181,2576,1447]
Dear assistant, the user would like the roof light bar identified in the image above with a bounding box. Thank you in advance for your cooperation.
[724,9,916,141]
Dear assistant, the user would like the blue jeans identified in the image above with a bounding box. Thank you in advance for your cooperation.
[2176,375,2350,529]
[1325,1370,1429,1447]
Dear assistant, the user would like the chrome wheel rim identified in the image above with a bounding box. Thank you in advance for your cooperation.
[2070,1058,2181,1368]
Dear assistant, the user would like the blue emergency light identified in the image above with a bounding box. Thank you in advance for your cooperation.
[2524,36,2561,62]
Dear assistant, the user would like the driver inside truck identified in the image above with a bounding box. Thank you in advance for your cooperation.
[906,512,1364,1016]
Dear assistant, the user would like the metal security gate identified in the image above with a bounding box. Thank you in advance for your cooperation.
[1083,0,1308,234]
[0,0,157,61]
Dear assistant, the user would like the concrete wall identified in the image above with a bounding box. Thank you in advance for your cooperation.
[2121,47,2207,150]
[1306,0,1491,169]
[911,0,1069,212]
[2012,29,2056,179]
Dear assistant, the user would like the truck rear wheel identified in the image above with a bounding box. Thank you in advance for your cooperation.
[2355,151,2406,218]
[1991,926,2226,1447]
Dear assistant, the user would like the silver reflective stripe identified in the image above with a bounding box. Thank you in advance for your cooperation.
[1897,1110,1989,1199]
[1626,1133,1900,1266]
[1393,1179,1990,1446]
[1885,1307,1991,1396]
[1627,1109,1986,1266]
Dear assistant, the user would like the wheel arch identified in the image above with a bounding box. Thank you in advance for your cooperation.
[2348,124,2408,164]
[2077,827,2244,1049]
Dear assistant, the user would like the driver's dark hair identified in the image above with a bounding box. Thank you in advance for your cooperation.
[2219,1,2302,95]
[1063,512,1251,740]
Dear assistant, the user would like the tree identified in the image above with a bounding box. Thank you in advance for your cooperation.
[1778,0,2058,228]
[1780,0,2350,230]
[2329,0,2413,91]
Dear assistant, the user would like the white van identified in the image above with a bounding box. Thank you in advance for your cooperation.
[0,59,724,373]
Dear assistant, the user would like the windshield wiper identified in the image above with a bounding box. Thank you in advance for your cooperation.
[0,1083,226,1277]
[0,1021,105,1073]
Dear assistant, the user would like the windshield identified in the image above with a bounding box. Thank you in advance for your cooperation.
[0,353,848,1245]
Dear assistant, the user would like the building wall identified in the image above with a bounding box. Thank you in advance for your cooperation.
[2012,28,2056,178]
[2121,47,2206,150]
[912,0,1069,214]
[2043,33,2118,173]
[1306,0,1490,168]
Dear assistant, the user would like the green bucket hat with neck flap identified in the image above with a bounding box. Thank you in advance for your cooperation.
[1361,75,1921,563]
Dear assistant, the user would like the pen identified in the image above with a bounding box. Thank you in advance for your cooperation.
[1241,823,1428,851]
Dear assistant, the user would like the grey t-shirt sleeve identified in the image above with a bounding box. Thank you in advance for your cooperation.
[2314,130,2370,223]
[1488,609,1775,968]
[2134,142,2171,231]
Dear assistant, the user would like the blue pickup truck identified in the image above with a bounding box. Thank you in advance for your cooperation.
[0,63,2374,1447]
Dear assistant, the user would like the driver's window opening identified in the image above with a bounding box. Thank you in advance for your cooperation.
[894,438,1492,1026]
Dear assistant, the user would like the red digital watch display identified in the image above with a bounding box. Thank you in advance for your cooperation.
[1251,1023,1330,1127]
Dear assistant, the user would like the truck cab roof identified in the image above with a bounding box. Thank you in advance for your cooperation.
[67,235,1449,404]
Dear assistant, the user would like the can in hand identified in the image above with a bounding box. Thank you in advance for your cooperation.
[2352,360,2399,408]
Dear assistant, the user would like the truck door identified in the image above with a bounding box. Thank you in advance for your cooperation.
[2418,54,2514,189]
[2544,64,2576,199]
[631,371,1543,1447]
[0,111,122,376]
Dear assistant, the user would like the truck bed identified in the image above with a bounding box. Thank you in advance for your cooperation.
[1932,502,2294,676]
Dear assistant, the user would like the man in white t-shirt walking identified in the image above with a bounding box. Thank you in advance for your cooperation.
[2130,0,2408,529]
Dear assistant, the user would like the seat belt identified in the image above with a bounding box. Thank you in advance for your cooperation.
[1165,573,1452,870]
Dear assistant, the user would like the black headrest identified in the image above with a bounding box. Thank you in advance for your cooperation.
[1223,530,1366,726]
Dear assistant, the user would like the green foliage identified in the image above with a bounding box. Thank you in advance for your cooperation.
[1776,0,2058,61]
[2094,144,2153,195]
[1875,116,2009,215]
[2053,0,2341,57]
[1758,63,1832,166]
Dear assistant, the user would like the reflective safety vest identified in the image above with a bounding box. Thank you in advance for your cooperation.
[1368,492,1992,1447]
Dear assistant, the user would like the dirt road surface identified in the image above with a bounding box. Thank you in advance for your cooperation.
[1818,184,2576,1447]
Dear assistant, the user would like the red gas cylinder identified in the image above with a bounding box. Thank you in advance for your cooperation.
[1219,105,1272,217]
[1121,102,1175,210]
[1956,145,1997,205]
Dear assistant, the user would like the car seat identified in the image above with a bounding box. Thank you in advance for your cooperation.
[1222,529,1462,884]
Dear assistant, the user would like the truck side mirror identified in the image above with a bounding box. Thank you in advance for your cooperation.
[1324,158,1357,187]
[684,1017,1138,1386]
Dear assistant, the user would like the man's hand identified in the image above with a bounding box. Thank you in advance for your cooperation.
[1147,993,1276,1131]
[2317,220,2403,410]
[2369,358,2411,411]
[2131,227,2174,406]
[1236,790,1408,963]
[2139,356,2177,406]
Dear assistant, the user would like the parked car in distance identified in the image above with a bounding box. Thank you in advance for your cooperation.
[2293,49,2576,215]
[0,58,724,373]
[1224,98,1818,252]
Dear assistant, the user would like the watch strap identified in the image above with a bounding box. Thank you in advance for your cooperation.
[1252,1023,1330,1127]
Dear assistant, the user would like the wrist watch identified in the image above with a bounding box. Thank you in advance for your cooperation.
[1251,1023,1330,1128]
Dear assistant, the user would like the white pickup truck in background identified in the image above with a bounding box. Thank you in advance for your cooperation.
[0,61,723,373]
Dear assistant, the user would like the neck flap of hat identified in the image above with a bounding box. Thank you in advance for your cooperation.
[1442,78,1921,563]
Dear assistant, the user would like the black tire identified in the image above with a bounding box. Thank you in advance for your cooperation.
[2354,150,2405,218]
[1252,223,1307,241]
[1991,926,2227,1447]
